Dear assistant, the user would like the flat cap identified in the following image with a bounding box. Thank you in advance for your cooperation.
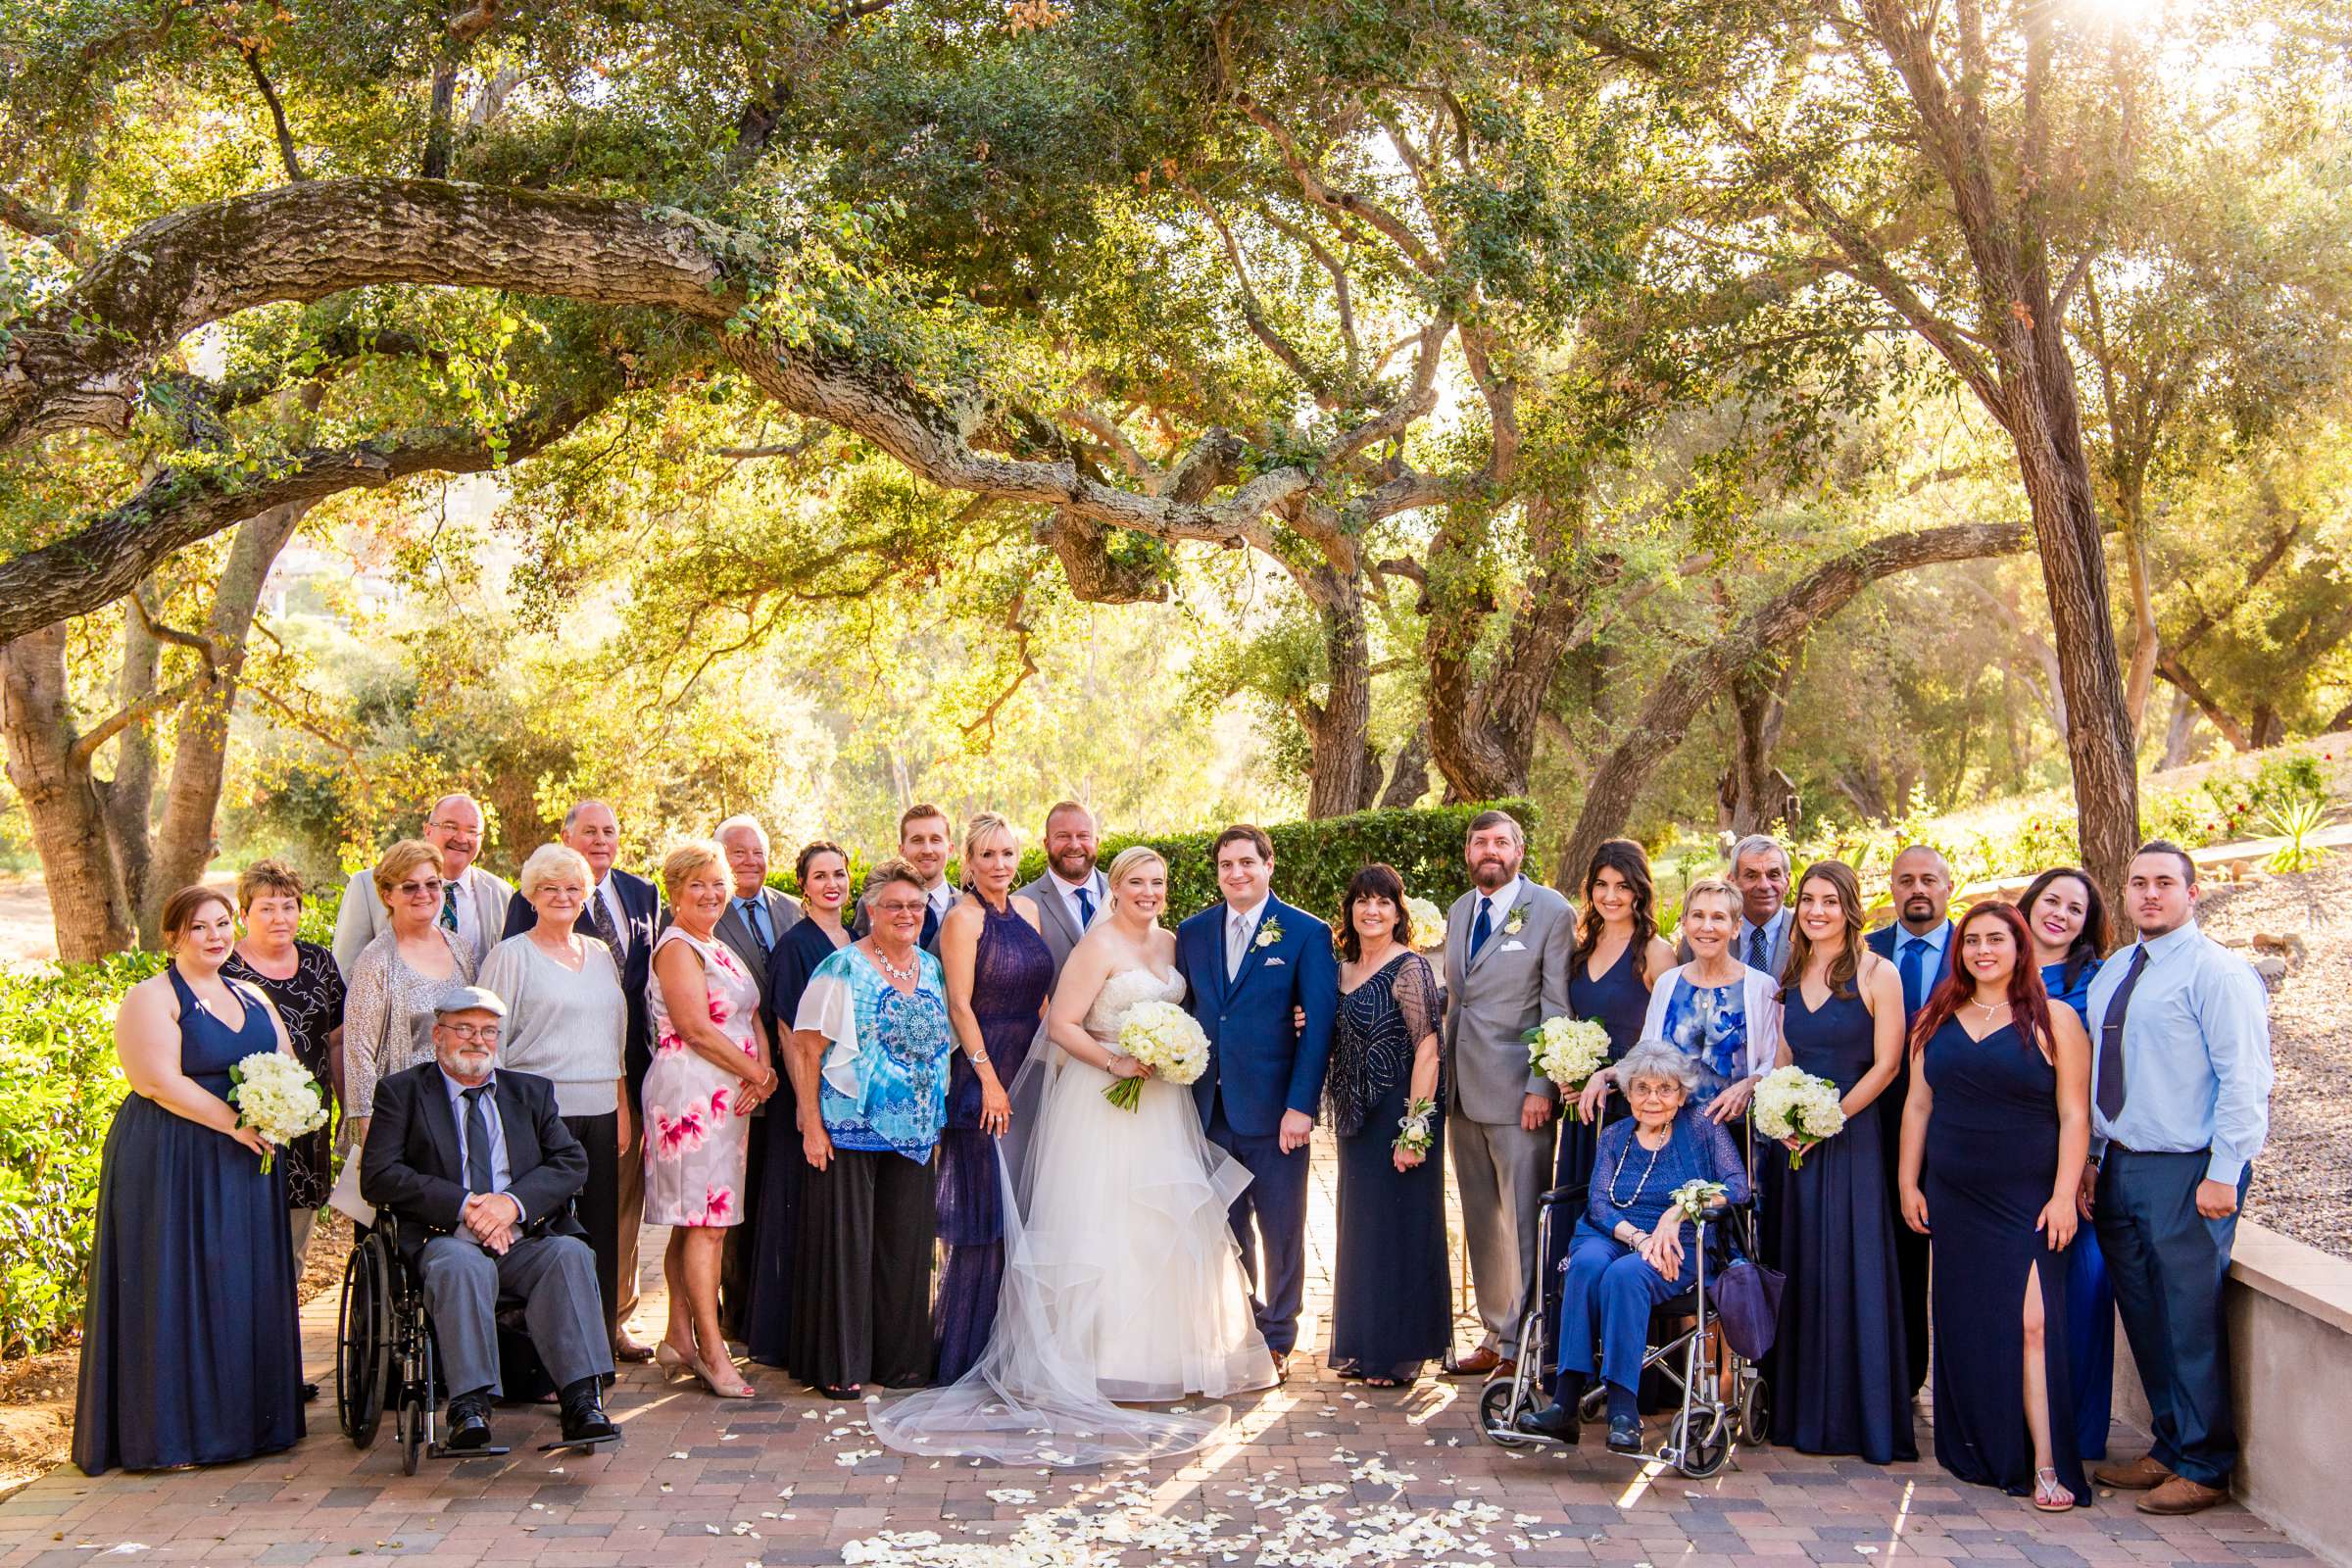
[430,983,509,1019]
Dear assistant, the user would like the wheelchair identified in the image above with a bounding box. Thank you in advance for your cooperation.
[1475,1117,1769,1480]
[335,1209,618,1474]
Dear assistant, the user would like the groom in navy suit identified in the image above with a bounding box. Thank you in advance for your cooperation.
[1175,825,1338,1378]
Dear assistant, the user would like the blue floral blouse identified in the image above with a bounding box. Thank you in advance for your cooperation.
[1659,974,1749,1114]
[794,944,956,1160]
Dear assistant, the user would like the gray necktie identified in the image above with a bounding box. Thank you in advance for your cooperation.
[1227,911,1250,981]
[589,885,624,957]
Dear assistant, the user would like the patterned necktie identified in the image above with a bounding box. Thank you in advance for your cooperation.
[1470,896,1494,956]
[440,881,460,933]
[462,1084,495,1196]
[2096,945,2151,1122]
[1074,885,1095,928]
[589,884,624,957]
[1746,922,1770,972]
[1900,936,1932,1015]
[740,898,772,954]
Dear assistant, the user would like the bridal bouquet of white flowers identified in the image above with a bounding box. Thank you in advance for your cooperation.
[1750,1064,1846,1169]
[1106,1000,1210,1112]
[1524,1015,1613,1121]
[228,1051,328,1174]
[1402,895,1446,953]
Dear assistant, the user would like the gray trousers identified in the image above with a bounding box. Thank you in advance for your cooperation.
[1448,1111,1553,1359]
[419,1233,613,1399]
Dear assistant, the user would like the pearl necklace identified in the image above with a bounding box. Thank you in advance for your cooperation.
[1606,1128,1670,1210]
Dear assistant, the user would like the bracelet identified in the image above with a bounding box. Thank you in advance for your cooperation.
[967,1050,991,1068]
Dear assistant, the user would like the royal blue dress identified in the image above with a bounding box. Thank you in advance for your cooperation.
[931,898,1054,1383]
[73,965,304,1474]
[1769,986,1916,1462]
[1922,1014,2087,1503]
[1554,941,1652,1192]
[2041,957,2114,1461]
[746,917,848,1368]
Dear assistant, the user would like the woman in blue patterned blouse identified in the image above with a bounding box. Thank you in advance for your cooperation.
[786,858,957,1399]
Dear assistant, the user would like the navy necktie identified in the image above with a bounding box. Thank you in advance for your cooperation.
[2096,945,2151,1122]
[1747,923,1770,972]
[1899,936,1932,1015]
[1470,896,1494,956]
[462,1084,495,1196]
[740,897,772,954]
[1074,885,1095,928]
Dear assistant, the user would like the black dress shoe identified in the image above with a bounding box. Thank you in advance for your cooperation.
[558,1378,620,1446]
[445,1392,494,1450]
[1605,1412,1643,1453]
[301,1381,320,1404]
[1513,1401,1580,1443]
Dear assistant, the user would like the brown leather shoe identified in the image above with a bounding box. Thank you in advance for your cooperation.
[1445,1348,1502,1378]
[612,1334,657,1364]
[2138,1477,2229,1516]
[1495,1358,1518,1382]
[2093,1454,2175,1491]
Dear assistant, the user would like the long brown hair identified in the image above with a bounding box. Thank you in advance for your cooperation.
[1782,859,1863,1001]
[1574,838,1661,984]
[1909,901,2055,1057]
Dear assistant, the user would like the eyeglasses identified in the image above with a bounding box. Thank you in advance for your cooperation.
[396,878,446,897]
[439,1023,500,1043]
[872,900,928,916]
[1626,1082,1682,1101]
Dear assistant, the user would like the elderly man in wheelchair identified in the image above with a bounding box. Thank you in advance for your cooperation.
[1512,1042,1752,1454]
[359,984,618,1455]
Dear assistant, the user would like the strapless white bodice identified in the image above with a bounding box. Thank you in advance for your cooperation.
[1082,965,1188,1049]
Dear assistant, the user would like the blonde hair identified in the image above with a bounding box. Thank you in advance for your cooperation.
[518,842,595,901]
[372,839,445,905]
[659,840,727,904]
[1104,845,1168,915]
[1683,875,1740,922]
[963,810,1016,869]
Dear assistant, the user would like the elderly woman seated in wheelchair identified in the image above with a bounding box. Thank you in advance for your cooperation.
[353,984,619,1464]
[1515,1041,1751,1453]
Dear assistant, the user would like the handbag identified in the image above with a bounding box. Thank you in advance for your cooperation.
[1710,1255,1786,1361]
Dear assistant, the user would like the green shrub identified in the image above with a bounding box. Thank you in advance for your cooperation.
[0,953,162,1356]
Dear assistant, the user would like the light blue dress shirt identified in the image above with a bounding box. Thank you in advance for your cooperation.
[440,1068,517,1209]
[1894,918,1950,970]
[1738,907,1790,970]
[2085,920,2272,1185]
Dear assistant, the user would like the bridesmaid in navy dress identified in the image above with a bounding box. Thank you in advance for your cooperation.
[1556,840,1679,1193]
[932,813,1054,1383]
[1768,860,1915,1463]
[747,843,853,1369]
[2020,866,2115,1463]
[1898,902,2093,1511]
[74,886,305,1475]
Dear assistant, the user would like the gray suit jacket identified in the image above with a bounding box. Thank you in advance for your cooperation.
[332,862,514,980]
[1015,868,1107,986]
[1443,880,1575,1125]
[713,888,803,1013]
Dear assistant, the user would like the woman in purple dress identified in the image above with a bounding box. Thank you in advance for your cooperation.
[933,812,1054,1383]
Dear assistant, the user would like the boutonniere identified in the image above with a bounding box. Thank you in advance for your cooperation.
[1254,916,1285,950]
[1501,905,1527,936]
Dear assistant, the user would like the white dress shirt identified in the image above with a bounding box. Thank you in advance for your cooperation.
[1050,869,1102,933]
[1470,875,1524,943]
[926,880,956,924]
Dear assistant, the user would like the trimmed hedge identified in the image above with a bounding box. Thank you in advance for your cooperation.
[0,952,161,1356]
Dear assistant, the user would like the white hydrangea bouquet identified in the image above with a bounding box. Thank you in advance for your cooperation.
[228,1051,329,1174]
[1402,894,1446,953]
[1107,1000,1211,1111]
[1749,1064,1846,1169]
[1524,1015,1612,1122]
[1668,1178,1729,1223]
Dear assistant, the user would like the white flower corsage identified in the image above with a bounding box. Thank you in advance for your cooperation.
[1501,905,1527,936]
[1254,916,1285,950]
[1667,1178,1729,1223]
[1394,1096,1437,1158]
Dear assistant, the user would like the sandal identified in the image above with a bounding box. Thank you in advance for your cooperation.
[2034,1468,2075,1512]
[1363,1376,1402,1389]
[817,1383,863,1401]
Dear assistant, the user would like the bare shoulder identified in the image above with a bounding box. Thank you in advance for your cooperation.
[1009,894,1047,933]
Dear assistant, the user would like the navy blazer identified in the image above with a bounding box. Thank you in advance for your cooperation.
[505,866,663,1087]
[1866,919,1956,1019]
[1173,897,1339,1140]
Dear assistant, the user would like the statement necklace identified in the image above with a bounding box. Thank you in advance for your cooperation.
[872,946,919,985]
[1606,1128,1669,1210]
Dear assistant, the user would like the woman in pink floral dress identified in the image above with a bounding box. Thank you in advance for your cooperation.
[643,841,775,1397]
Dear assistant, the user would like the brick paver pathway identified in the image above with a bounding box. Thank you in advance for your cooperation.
[1,1138,2314,1568]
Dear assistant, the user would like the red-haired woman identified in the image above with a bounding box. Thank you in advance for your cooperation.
[1897,902,2092,1512]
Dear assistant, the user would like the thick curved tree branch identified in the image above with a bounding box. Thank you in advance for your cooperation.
[0,190,87,263]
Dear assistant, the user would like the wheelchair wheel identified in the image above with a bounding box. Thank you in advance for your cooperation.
[335,1235,392,1447]
[1476,1378,1532,1448]
[1670,1405,1731,1480]
[398,1390,423,1475]
[1737,1374,1771,1446]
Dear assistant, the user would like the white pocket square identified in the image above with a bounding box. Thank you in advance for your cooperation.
[1501,939,1528,953]
[1264,956,1288,967]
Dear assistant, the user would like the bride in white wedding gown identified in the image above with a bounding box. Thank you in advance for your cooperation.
[872,846,1274,1464]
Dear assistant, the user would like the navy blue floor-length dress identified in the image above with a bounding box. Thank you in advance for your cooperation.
[1769,986,1916,1463]
[2041,958,2114,1460]
[1553,941,1652,1193]
[73,964,304,1475]
[748,917,847,1368]
[1922,1015,2087,1503]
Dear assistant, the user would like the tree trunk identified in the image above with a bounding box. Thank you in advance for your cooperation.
[2119,494,2160,735]
[0,627,136,959]
[104,589,163,930]
[146,502,310,932]
[2156,650,2252,752]
[1378,723,1431,809]
[2159,686,2200,770]
[1556,521,2031,885]
[1302,580,1373,818]
[1716,659,1800,838]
